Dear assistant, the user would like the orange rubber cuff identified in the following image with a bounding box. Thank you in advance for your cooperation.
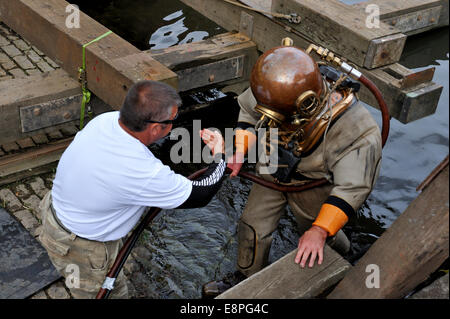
[235,129,257,155]
[312,203,349,236]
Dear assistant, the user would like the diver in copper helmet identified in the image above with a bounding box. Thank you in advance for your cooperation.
[203,38,382,297]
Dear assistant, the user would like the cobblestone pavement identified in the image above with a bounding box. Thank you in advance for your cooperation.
[0,22,59,81]
[0,172,150,299]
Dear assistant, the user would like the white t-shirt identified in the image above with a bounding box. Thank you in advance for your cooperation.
[51,111,192,242]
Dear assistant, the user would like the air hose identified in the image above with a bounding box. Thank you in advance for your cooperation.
[306,43,390,147]
[97,46,390,299]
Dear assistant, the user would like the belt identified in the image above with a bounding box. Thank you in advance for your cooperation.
[49,201,76,237]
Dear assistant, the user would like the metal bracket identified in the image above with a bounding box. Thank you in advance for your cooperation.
[176,55,245,92]
[239,11,254,39]
[20,95,83,133]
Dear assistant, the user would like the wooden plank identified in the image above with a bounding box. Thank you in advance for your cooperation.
[0,163,58,188]
[0,0,178,109]
[271,0,406,69]
[0,69,113,146]
[0,70,79,146]
[148,32,258,92]
[328,163,449,299]
[0,138,72,182]
[352,0,442,19]
[358,64,443,124]
[352,0,446,35]
[217,245,351,299]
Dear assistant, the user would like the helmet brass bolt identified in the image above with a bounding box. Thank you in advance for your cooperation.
[281,37,294,46]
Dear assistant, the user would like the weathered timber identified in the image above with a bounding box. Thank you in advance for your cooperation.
[0,0,178,109]
[328,161,449,299]
[271,0,406,69]
[217,245,351,299]
[357,63,443,124]
[0,69,112,146]
[0,70,79,146]
[0,138,72,187]
[352,0,449,35]
[148,32,258,92]
[180,0,442,123]
[19,95,82,133]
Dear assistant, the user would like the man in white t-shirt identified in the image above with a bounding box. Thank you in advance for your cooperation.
[39,81,227,299]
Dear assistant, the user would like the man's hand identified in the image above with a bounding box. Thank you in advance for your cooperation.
[295,225,328,268]
[227,152,245,178]
[200,129,224,155]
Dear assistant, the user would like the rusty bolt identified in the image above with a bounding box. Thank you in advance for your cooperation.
[417,15,422,21]
[430,17,436,23]
[209,74,215,83]
[33,108,42,116]
[391,20,397,26]
[63,112,71,120]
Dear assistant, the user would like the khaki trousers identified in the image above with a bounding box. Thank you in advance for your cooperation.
[39,191,128,299]
[237,178,350,277]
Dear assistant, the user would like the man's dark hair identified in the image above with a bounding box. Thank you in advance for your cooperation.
[119,80,182,132]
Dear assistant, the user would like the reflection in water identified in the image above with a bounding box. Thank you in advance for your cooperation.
[72,0,224,50]
[149,11,210,49]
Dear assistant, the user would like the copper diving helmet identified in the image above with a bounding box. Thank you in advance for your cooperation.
[250,39,324,126]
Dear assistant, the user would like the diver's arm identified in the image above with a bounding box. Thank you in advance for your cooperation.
[177,154,226,209]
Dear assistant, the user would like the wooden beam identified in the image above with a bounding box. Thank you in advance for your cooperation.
[217,245,351,299]
[352,0,448,35]
[179,0,442,123]
[358,63,443,124]
[148,32,258,92]
[271,0,407,69]
[0,138,73,186]
[0,69,113,146]
[0,70,79,146]
[0,0,178,109]
[328,161,449,299]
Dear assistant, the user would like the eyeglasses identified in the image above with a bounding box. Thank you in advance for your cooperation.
[145,112,178,125]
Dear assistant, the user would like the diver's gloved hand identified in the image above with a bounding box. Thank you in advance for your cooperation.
[227,152,245,178]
